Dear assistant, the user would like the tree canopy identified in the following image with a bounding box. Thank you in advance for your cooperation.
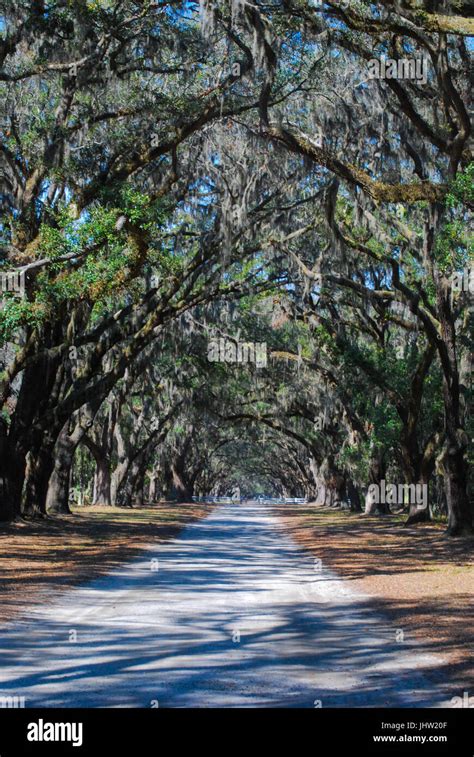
[0,0,472,535]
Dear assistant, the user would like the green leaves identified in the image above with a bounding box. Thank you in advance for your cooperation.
[446,163,474,209]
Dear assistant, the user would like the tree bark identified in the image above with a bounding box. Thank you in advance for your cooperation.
[93,458,112,506]
[171,462,193,503]
[0,432,25,521]
[347,479,362,512]
[23,444,55,517]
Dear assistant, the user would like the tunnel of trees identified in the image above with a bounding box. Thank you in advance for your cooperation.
[0,0,472,535]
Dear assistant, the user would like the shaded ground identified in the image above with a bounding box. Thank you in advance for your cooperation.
[273,503,474,691]
[0,502,210,626]
[0,503,455,707]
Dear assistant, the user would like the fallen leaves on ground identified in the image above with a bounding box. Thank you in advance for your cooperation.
[0,502,210,625]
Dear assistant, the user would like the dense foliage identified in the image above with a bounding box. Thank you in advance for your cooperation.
[0,0,472,534]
